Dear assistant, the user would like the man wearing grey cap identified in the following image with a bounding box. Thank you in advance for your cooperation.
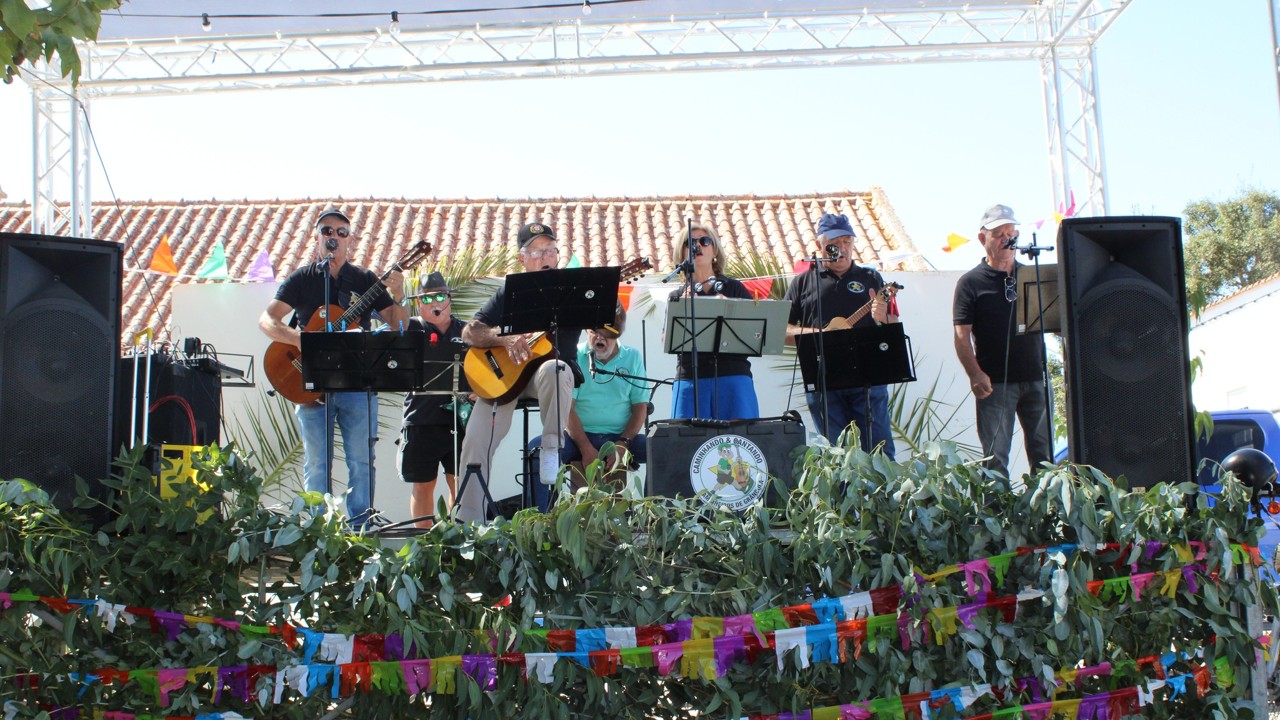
[259,207,408,529]
[952,204,1051,477]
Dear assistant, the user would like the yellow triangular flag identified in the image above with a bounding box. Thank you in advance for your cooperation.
[942,233,971,253]
[149,235,178,275]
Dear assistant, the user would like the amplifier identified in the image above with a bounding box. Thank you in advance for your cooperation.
[646,413,806,510]
[117,354,222,448]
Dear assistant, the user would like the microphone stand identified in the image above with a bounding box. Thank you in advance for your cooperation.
[804,250,841,441]
[1014,232,1056,464]
[320,246,336,501]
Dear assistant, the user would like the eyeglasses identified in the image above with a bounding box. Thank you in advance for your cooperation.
[318,226,351,238]
[417,292,450,304]
[523,247,559,259]
[1004,276,1017,303]
[692,236,714,247]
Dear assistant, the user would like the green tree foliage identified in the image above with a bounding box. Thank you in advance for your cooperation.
[1,442,1274,718]
[0,0,122,84]
[1184,188,1280,308]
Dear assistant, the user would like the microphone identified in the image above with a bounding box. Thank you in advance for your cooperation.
[589,351,598,379]
[325,237,338,251]
[1002,235,1019,250]
[824,243,842,261]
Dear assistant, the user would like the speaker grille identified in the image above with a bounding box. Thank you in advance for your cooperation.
[0,294,114,502]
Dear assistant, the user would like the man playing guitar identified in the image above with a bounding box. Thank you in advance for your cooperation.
[784,212,900,453]
[455,222,582,521]
[258,207,408,530]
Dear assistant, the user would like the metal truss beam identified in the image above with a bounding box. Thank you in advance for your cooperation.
[29,68,93,237]
[1272,0,1280,119]
[27,0,1131,234]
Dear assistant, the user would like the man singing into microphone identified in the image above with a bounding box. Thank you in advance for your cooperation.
[398,271,470,528]
[527,303,648,510]
[784,212,898,452]
[258,207,407,530]
[952,204,1051,478]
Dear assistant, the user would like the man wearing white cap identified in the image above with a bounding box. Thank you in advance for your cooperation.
[952,204,1051,477]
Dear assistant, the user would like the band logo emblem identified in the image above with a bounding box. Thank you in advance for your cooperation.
[688,435,768,511]
[847,281,865,293]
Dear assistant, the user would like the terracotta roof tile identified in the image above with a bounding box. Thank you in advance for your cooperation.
[0,190,925,345]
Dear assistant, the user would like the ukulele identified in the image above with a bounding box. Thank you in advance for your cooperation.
[823,282,904,331]
[263,241,433,404]
[464,257,651,403]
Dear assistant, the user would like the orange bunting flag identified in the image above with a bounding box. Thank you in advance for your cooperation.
[617,284,634,311]
[149,235,178,275]
[942,233,970,253]
[741,277,774,300]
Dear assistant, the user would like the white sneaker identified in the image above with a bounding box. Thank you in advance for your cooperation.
[539,450,560,486]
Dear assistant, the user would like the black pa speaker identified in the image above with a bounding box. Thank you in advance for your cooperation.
[647,414,805,510]
[1058,216,1194,488]
[0,233,123,507]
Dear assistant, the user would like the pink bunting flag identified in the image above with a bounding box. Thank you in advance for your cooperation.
[961,559,992,597]
[246,251,276,282]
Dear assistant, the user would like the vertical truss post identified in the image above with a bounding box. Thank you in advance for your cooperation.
[1040,41,1108,218]
[29,70,93,237]
[1272,0,1280,120]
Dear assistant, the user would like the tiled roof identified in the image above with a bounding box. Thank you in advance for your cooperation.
[0,189,925,344]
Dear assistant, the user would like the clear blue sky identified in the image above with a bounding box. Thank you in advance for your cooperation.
[0,0,1276,272]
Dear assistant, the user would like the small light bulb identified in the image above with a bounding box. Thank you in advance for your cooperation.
[582,0,592,15]
[201,13,211,31]
[390,11,400,36]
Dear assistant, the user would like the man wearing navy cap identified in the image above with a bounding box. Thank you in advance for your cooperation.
[952,204,1051,477]
[456,222,583,520]
[259,207,408,530]
[784,213,898,453]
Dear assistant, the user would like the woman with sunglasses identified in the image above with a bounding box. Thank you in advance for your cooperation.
[666,222,760,421]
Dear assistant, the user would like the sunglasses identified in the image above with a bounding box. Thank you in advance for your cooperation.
[1004,276,1018,303]
[417,292,450,303]
[692,236,713,247]
[318,226,351,238]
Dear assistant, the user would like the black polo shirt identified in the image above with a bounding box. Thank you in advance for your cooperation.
[666,275,755,380]
[784,263,886,329]
[275,260,396,330]
[402,316,469,426]
[952,260,1044,383]
[474,279,584,386]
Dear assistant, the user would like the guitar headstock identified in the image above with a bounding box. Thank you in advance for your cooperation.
[619,257,653,284]
[400,241,433,270]
[882,281,905,298]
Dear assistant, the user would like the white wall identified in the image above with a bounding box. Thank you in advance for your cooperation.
[1189,282,1280,412]
[172,269,1034,523]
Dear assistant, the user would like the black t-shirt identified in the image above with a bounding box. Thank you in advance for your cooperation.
[666,275,755,380]
[474,278,584,386]
[274,260,396,329]
[784,264,886,329]
[402,315,469,427]
[952,260,1044,383]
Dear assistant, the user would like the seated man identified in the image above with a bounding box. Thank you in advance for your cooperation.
[530,304,648,510]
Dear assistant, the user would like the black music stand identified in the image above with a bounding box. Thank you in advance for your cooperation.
[1016,263,1061,335]
[499,267,622,335]
[301,332,426,392]
[796,324,915,450]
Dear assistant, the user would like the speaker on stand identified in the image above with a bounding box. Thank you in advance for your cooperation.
[0,233,122,508]
[1058,216,1195,488]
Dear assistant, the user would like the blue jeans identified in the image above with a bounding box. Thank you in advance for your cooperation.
[296,392,377,525]
[529,432,649,511]
[975,380,1052,478]
[806,385,895,456]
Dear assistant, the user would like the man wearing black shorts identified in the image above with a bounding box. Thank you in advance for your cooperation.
[399,272,470,528]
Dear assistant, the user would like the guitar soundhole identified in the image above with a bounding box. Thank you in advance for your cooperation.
[485,351,504,378]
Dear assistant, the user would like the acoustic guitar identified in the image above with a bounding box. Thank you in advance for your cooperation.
[263,241,433,404]
[823,282,904,331]
[464,257,651,404]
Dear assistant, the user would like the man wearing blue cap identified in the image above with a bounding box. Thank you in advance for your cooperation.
[952,204,1051,477]
[784,213,898,454]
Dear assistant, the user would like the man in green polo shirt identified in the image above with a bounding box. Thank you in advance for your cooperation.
[530,304,648,509]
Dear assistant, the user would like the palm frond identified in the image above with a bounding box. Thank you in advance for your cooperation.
[724,255,792,300]
[223,388,305,494]
[888,363,981,458]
